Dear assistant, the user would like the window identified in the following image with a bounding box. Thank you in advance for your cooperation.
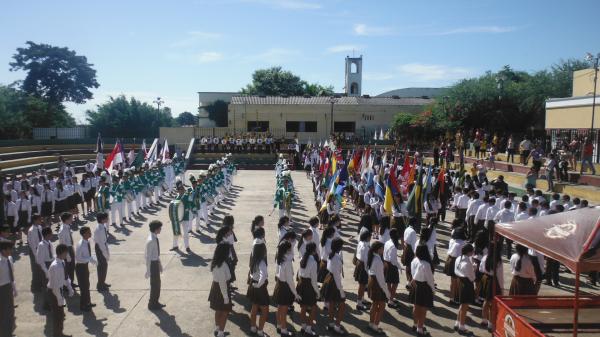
[247,121,269,132]
[351,62,358,73]
[286,121,317,132]
[334,121,355,133]
[350,82,359,94]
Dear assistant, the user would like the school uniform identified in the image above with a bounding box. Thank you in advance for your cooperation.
[474,203,490,231]
[466,198,483,238]
[484,205,500,230]
[247,260,269,306]
[444,238,465,277]
[402,226,417,278]
[297,255,319,307]
[353,241,369,285]
[410,258,434,308]
[75,238,95,310]
[383,240,401,285]
[454,255,476,304]
[5,201,18,232]
[318,238,332,282]
[273,254,297,306]
[40,189,54,217]
[54,189,68,214]
[321,253,344,303]
[16,198,32,230]
[368,254,390,302]
[478,255,503,300]
[145,233,161,309]
[37,239,54,310]
[509,254,536,295]
[209,263,232,311]
[58,223,76,285]
[93,224,110,290]
[47,258,73,337]
[0,255,16,336]
[27,224,44,291]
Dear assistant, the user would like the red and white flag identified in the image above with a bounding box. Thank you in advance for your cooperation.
[104,140,124,170]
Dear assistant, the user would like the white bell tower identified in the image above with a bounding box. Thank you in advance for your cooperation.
[345,55,362,96]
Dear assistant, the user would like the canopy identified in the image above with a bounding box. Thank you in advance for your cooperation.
[495,207,600,273]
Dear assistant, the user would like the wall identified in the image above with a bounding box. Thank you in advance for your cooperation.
[573,69,596,97]
[546,105,600,129]
[159,127,195,149]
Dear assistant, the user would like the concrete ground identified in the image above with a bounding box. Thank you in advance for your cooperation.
[11,170,599,337]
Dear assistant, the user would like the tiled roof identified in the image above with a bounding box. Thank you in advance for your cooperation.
[230,96,433,105]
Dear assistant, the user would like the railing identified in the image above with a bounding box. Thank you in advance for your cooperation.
[193,127,287,138]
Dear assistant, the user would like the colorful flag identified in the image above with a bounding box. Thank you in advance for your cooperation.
[104,140,124,170]
[406,166,423,217]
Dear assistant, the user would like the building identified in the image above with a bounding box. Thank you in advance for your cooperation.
[545,68,599,162]
[197,92,238,127]
[345,56,362,96]
[377,87,446,98]
[227,95,432,142]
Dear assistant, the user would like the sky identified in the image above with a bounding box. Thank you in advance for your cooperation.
[1,0,599,124]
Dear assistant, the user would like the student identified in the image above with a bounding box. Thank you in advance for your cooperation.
[209,243,232,337]
[297,229,313,257]
[0,241,16,336]
[0,226,11,243]
[250,215,265,234]
[58,212,77,289]
[16,190,32,245]
[27,215,44,292]
[509,244,536,295]
[320,238,348,335]
[446,228,467,305]
[273,241,299,337]
[307,216,320,256]
[297,242,320,337]
[480,243,503,332]
[411,244,435,336]
[403,219,418,286]
[222,216,238,289]
[466,192,482,240]
[248,239,269,337]
[318,227,335,283]
[93,212,111,292]
[367,241,389,335]
[277,216,291,242]
[40,183,54,224]
[47,244,74,337]
[383,228,401,309]
[454,243,476,334]
[75,226,96,311]
[354,230,371,311]
[37,226,54,310]
[145,220,164,311]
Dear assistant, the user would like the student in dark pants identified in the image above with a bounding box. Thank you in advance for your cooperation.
[0,241,16,337]
[26,216,44,292]
[93,212,110,291]
[47,243,74,337]
[75,226,96,311]
[146,220,164,310]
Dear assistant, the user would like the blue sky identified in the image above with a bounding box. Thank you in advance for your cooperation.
[1,0,599,123]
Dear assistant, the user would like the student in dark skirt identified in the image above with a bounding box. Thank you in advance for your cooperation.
[54,181,68,216]
[297,242,320,336]
[247,237,269,337]
[318,227,335,283]
[383,228,401,309]
[403,219,418,286]
[215,224,238,295]
[367,241,389,335]
[410,244,435,336]
[445,227,466,305]
[208,243,232,337]
[453,243,476,334]
[354,230,371,311]
[222,216,238,288]
[40,183,54,224]
[320,238,348,335]
[273,241,299,337]
[509,244,536,295]
[479,243,503,332]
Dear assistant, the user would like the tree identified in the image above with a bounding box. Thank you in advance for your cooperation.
[204,100,229,127]
[176,111,198,126]
[241,66,334,96]
[86,95,173,138]
[10,41,99,105]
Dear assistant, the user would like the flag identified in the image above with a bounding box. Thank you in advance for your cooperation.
[127,149,135,164]
[423,165,433,200]
[161,139,170,161]
[400,154,410,179]
[406,166,423,217]
[375,178,385,200]
[142,139,148,158]
[94,133,103,153]
[379,128,384,140]
[131,148,145,169]
[104,140,124,170]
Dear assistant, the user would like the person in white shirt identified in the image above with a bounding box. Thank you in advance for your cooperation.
[145,220,163,311]
[93,212,110,291]
[0,241,17,336]
[208,242,232,337]
[445,228,467,305]
[411,244,435,335]
[466,192,483,239]
[479,243,503,331]
[455,188,470,224]
[483,198,499,230]
[378,217,391,243]
[509,244,536,295]
[403,221,418,284]
[383,229,402,309]
[40,183,54,222]
[367,241,390,334]
[321,238,348,335]
[318,227,335,283]
[46,244,74,337]
[308,217,320,257]
[474,196,490,232]
[273,241,299,337]
[354,231,371,311]
[454,243,476,334]
[248,240,269,337]
[296,242,320,337]
[75,226,96,311]
[57,212,77,288]
[36,227,55,312]
[15,191,32,245]
[27,215,45,292]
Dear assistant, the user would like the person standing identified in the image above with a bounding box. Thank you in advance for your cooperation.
[0,241,16,337]
[321,238,348,335]
[580,137,596,175]
[37,227,54,311]
[411,244,435,336]
[273,241,299,337]
[47,244,74,337]
[354,231,371,311]
[297,242,319,336]
[454,243,476,335]
[247,239,269,337]
[208,242,232,337]
[367,241,389,335]
[27,215,44,292]
[57,212,77,289]
[93,212,110,292]
[146,220,164,310]
[75,226,96,311]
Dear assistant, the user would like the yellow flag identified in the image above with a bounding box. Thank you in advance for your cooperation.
[384,184,393,215]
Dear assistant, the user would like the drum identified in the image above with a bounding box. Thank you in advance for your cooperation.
[169,199,185,236]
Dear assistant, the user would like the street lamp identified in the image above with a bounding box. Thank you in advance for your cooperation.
[585,52,600,132]
[329,96,337,135]
[153,97,164,126]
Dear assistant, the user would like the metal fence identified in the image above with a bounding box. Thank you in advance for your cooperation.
[33,127,90,139]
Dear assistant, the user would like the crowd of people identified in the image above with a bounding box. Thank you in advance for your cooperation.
[197,133,294,154]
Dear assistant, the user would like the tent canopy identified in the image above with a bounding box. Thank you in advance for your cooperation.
[495,207,600,273]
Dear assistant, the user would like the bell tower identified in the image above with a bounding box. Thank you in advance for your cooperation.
[345,55,362,96]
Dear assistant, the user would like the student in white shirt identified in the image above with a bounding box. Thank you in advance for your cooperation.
[454,243,476,334]
[367,241,389,334]
[403,221,418,284]
[466,192,483,239]
[509,244,536,295]
[445,228,467,305]
[378,217,391,243]
[145,220,163,311]
[483,198,499,230]
[318,227,335,283]
[46,244,74,337]
[93,212,110,291]
[474,196,490,232]
[75,226,97,311]
[16,191,32,245]
[57,212,76,288]
[354,231,371,311]
[0,241,17,336]
[480,244,503,331]
[208,243,232,337]
[27,215,45,292]
[321,238,348,335]
[296,242,320,337]
[411,244,435,335]
[248,240,269,336]
[308,216,320,257]
[273,241,299,337]
[383,228,402,309]
[297,229,313,259]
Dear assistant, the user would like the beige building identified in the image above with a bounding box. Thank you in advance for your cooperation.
[545,68,599,161]
[227,95,432,142]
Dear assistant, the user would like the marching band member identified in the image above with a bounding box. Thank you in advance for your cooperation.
[110,176,125,227]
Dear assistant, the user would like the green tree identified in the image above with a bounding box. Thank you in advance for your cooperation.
[10,41,99,105]
[176,111,198,126]
[204,100,228,127]
[241,66,335,96]
[304,82,334,96]
[86,95,173,138]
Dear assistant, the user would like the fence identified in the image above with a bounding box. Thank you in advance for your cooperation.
[193,127,286,138]
[33,127,91,140]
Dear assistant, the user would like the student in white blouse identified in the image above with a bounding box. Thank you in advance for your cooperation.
[318,227,335,283]
[453,244,476,334]
[509,244,536,295]
[308,217,320,256]
[411,244,435,335]
[145,221,163,311]
[383,228,402,309]
[354,231,371,311]
[297,242,320,337]
[208,243,232,337]
[479,243,503,331]
[248,241,269,337]
[273,241,299,337]
[321,238,348,335]
[403,221,418,284]
[367,241,390,334]
[47,244,74,337]
[16,191,32,245]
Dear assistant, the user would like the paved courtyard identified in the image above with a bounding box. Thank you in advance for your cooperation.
[11,170,598,337]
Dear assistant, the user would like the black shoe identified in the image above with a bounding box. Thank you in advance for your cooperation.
[80,306,91,312]
[186,248,192,253]
[170,247,178,251]
[88,303,97,308]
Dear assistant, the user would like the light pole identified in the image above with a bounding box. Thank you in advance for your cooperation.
[153,97,164,128]
[329,96,337,135]
[585,52,599,132]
